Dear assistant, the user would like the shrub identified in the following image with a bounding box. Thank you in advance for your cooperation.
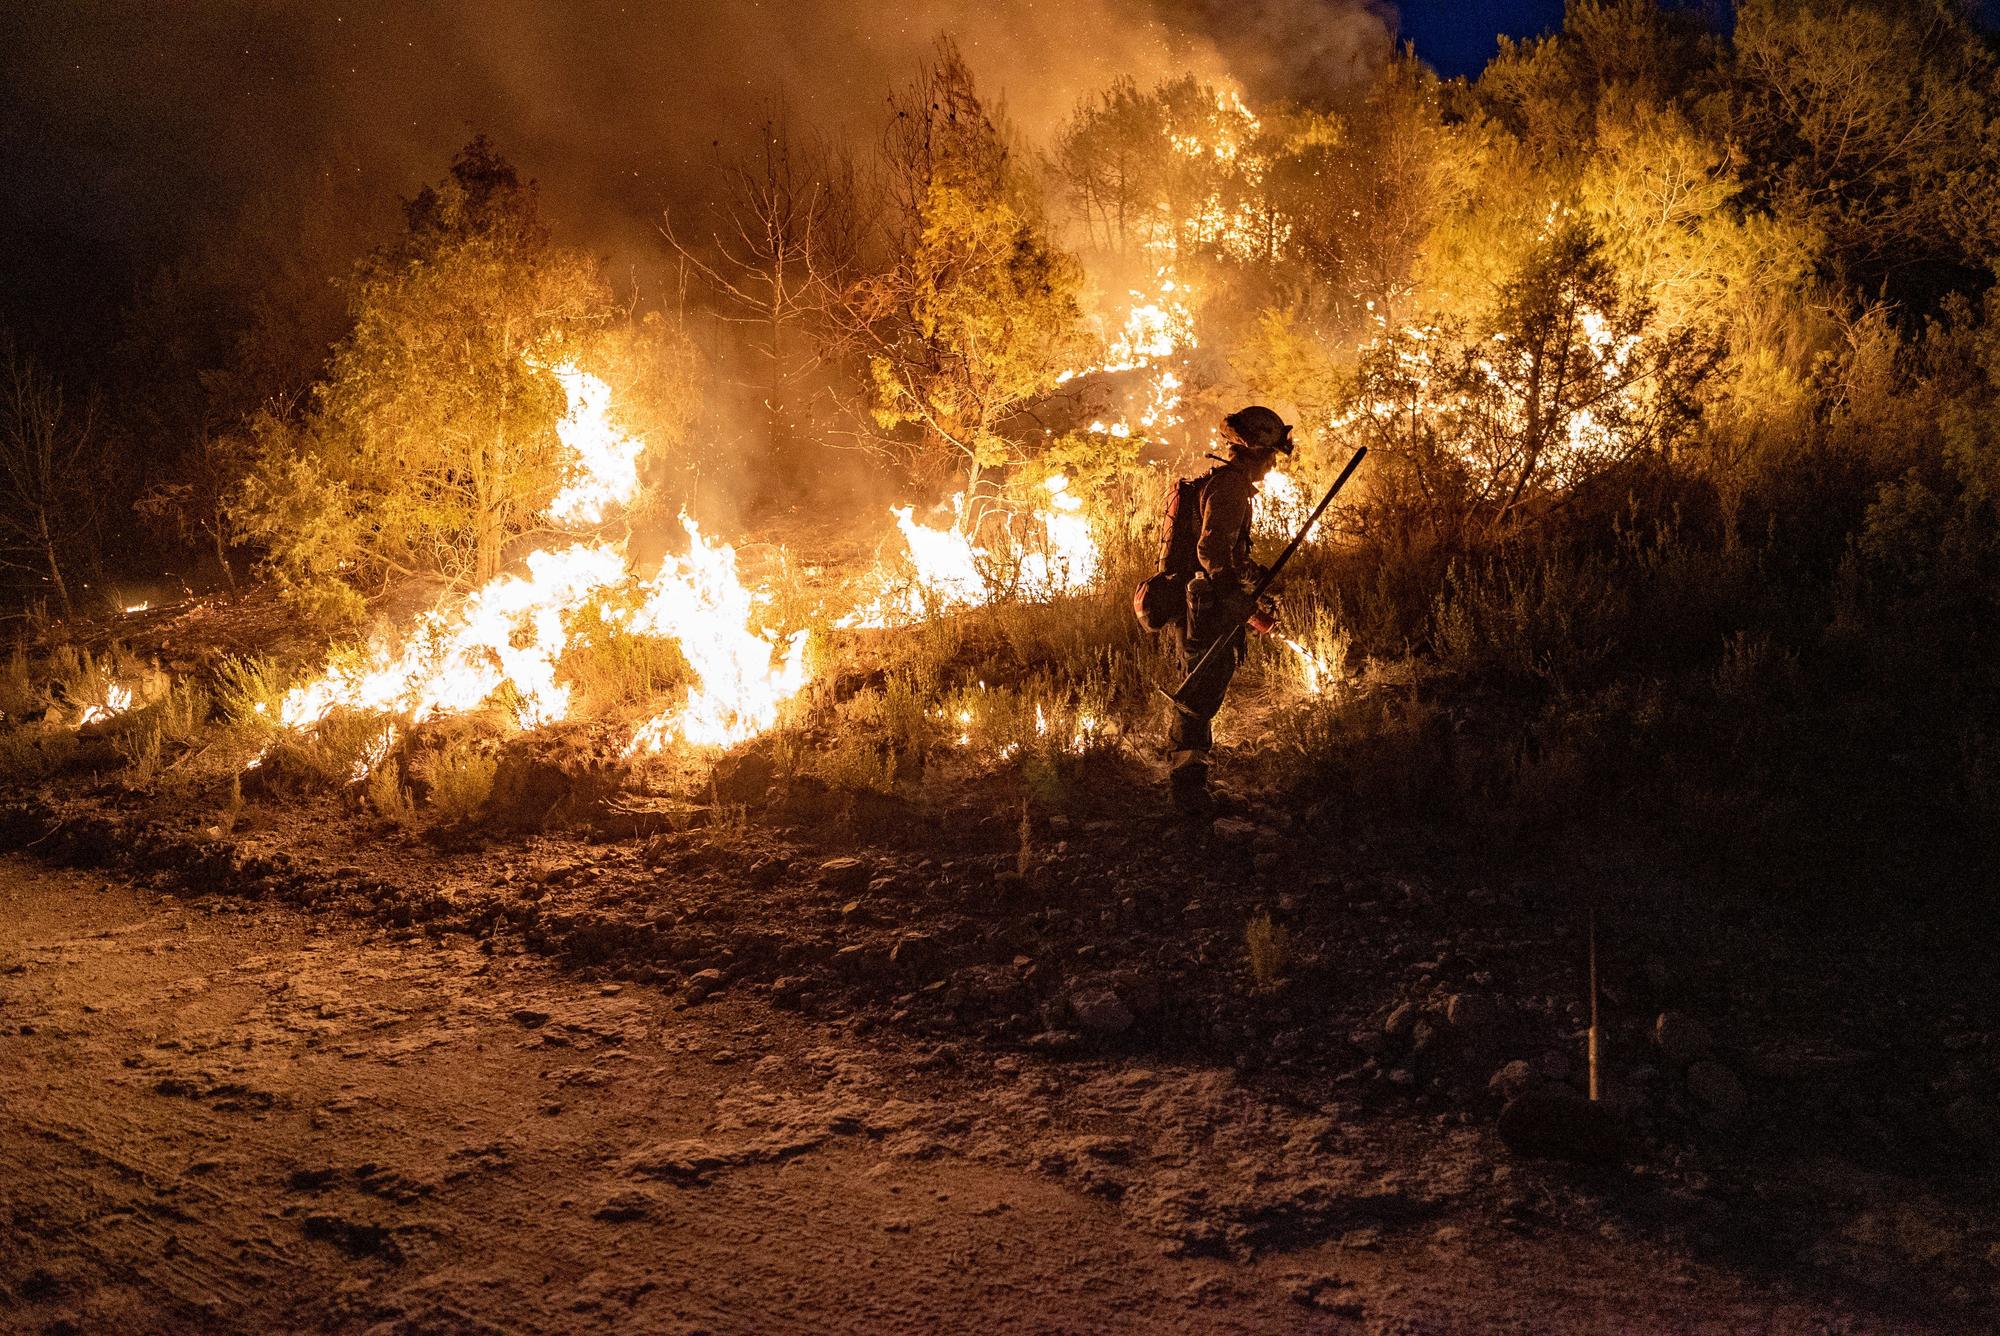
[427,736,498,824]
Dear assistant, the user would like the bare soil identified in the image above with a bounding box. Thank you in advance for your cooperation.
[0,842,1987,1333]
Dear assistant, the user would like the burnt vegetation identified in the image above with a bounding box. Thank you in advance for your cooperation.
[3,2,2000,1299]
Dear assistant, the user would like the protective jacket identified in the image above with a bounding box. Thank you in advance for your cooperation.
[1193,460,1257,591]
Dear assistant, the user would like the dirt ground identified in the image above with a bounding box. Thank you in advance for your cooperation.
[1,855,1979,1334]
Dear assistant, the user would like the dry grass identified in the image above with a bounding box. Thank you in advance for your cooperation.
[1245,912,1291,989]
[427,736,498,824]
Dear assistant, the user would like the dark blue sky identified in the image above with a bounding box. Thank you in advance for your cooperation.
[1398,0,2000,79]
[1400,0,1570,78]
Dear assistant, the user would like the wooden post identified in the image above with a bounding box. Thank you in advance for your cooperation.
[1587,906,1601,1102]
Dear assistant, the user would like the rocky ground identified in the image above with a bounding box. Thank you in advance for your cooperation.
[0,855,1974,1335]
[2,751,1998,1331]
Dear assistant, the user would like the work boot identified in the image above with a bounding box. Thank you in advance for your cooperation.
[1169,757,1213,816]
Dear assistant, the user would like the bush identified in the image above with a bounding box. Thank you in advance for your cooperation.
[428,736,498,824]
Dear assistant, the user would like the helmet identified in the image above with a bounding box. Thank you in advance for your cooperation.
[1223,405,1294,454]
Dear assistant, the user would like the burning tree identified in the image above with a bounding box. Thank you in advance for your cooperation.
[1346,223,1717,546]
[232,138,629,619]
[846,41,1091,507]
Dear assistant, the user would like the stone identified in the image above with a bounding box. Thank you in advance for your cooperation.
[593,1189,660,1221]
[817,857,872,893]
[1497,1089,1626,1164]
[1654,1011,1714,1066]
[682,969,726,1003]
[483,722,628,829]
[889,934,938,975]
[1685,1060,1748,1123]
[1382,1002,1418,1041]
[1068,985,1135,1036]
[1487,1060,1543,1103]
[1446,993,1498,1032]
[1211,817,1259,843]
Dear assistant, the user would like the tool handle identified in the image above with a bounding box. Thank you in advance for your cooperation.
[1170,446,1367,702]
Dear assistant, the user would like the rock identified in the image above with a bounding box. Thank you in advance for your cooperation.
[1685,1060,1748,1123]
[1487,1060,1543,1104]
[1382,1002,1418,1041]
[1211,817,1259,843]
[889,934,938,976]
[510,1008,552,1028]
[1347,1026,1389,1056]
[1250,826,1286,867]
[1654,1011,1714,1066]
[710,751,775,803]
[592,1189,661,1222]
[1446,993,1497,1032]
[817,857,872,893]
[682,968,726,1003]
[1068,985,1134,1036]
[1497,1089,1626,1164]
[832,943,884,978]
[484,722,629,829]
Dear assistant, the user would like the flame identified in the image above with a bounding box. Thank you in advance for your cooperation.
[538,358,645,526]
[624,517,811,752]
[266,356,814,776]
[840,475,1100,629]
[77,683,133,727]
[276,543,631,733]
[1279,637,1334,695]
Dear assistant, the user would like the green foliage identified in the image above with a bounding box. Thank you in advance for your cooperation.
[1730,0,2000,303]
[229,136,631,612]
[855,42,1091,489]
[1349,223,1719,548]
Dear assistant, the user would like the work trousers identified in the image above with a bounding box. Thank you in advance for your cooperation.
[1169,585,1247,758]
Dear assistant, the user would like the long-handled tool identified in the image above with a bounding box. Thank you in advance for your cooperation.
[1166,445,1368,708]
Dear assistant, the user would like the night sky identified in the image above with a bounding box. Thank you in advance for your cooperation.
[1399,0,1570,77]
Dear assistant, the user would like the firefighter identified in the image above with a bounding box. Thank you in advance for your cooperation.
[1168,405,1292,813]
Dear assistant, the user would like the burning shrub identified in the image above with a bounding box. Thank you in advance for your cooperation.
[1342,223,1718,550]
[243,708,394,796]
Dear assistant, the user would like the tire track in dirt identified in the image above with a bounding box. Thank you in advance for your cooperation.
[0,859,1336,1334]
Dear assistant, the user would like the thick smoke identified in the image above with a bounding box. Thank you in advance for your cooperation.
[0,0,1395,336]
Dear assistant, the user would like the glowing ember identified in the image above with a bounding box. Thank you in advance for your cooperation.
[624,517,811,752]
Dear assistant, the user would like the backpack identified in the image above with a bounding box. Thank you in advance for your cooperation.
[1132,468,1217,632]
